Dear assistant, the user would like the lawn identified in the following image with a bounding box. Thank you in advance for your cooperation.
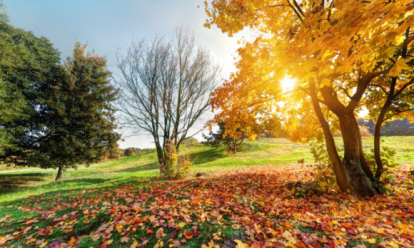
[0,137,413,247]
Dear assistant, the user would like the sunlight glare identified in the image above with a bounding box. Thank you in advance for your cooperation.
[281,76,297,92]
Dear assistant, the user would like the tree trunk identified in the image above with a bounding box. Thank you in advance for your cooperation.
[374,99,392,179]
[374,78,396,179]
[359,138,374,179]
[155,146,165,175]
[338,112,377,197]
[55,167,63,181]
[309,81,348,192]
[233,140,237,154]
[319,85,377,197]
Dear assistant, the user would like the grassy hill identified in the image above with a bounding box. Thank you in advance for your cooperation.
[0,137,413,247]
[1,137,413,203]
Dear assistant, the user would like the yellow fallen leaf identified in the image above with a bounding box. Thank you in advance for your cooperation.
[234,239,248,248]
[39,241,48,248]
[26,238,36,244]
[368,238,376,244]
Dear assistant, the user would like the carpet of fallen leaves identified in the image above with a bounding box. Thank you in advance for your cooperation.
[0,165,413,248]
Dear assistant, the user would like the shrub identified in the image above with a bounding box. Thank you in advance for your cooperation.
[124,149,135,157]
[175,155,192,179]
[123,147,155,157]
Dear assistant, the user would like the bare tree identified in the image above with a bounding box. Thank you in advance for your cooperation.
[115,28,220,174]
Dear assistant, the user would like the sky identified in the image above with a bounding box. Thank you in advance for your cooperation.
[3,0,250,149]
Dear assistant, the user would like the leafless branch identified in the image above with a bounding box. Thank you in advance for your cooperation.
[114,27,220,165]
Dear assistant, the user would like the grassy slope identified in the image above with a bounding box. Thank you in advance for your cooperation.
[0,136,413,203]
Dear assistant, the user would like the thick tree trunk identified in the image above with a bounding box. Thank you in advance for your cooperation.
[309,82,348,192]
[319,85,377,197]
[55,167,63,181]
[338,112,377,197]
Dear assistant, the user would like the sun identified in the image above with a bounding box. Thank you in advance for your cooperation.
[280,76,297,92]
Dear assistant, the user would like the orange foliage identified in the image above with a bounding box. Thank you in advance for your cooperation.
[1,165,413,246]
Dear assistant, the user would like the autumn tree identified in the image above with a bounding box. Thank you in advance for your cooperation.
[204,0,414,196]
[205,72,282,153]
[115,28,219,175]
[365,36,414,179]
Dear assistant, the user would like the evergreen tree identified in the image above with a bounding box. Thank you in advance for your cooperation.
[0,8,120,179]
[0,14,61,161]
[35,42,121,180]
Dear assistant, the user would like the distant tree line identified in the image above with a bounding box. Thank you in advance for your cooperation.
[122,148,155,157]
[358,118,414,136]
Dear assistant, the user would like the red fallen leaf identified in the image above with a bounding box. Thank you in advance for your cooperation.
[70,215,77,221]
[250,241,266,248]
[168,221,178,229]
[99,243,107,248]
[38,215,48,221]
[38,228,50,236]
[193,231,201,237]
[183,230,193,239]
[170,231,177,239]
[131,217,141,224]
[146,229,154,235]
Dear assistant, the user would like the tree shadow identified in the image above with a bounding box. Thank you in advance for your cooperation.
[115,161,159,173]
[188,148,227,167]
[54,178,112,185]
[0,176,156,207]
[0,173,48,194]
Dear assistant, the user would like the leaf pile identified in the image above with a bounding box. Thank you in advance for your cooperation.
[0,165,413,247]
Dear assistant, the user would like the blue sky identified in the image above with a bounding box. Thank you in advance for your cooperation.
[3,0,248,148]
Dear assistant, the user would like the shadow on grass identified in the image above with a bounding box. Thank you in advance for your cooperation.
[115,161,159,173]
[0,176,156,207]
[189,148,227,166]
[115,147,227,172]
[0,173,48,195]
[55,178,112,185]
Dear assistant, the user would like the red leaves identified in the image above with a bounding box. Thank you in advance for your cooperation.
[37,228,50,236]
[1,165,414,247]
[183,230,194,239]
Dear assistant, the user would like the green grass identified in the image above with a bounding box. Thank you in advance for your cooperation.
[0,137,414,247]
[1,136,413,204]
